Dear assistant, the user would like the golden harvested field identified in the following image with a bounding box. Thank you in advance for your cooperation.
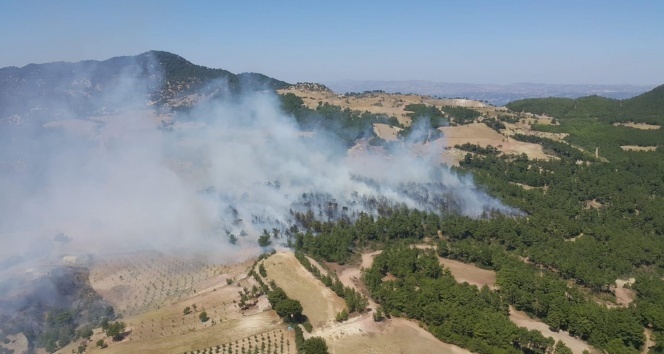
[440,123,551,160]
[262,252,346,328]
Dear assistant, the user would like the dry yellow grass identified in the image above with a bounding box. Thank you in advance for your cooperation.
[325,317,471,354]
[438,257,497,289]
[262,252,346,328]
[440,123,551,161]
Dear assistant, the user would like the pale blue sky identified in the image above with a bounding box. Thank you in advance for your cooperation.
[1,0,662,85]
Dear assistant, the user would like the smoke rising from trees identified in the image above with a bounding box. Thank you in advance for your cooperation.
[0,54,519,267]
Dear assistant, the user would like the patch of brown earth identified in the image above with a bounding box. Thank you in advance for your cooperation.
[509,307,597,354]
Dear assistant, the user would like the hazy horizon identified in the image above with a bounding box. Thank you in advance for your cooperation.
[1,0,662,86]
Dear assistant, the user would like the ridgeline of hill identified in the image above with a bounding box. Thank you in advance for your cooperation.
[0,50,289,122]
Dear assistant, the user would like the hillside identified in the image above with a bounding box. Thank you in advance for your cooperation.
[0,51,289,125]
[506,84,664,125]
[1,53,664,354]
[506,85,663,161]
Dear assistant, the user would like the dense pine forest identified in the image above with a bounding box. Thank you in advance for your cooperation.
[282,85,664,354]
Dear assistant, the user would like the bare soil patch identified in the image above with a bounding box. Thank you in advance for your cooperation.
[621,145,658,151]
[438,257,497,289]
[263,252,345,328]
[584,199,603,209]
[373,123,401,141]
[643,329,655,354]
[615,278,636,307]
[509,307,597,354]
[614,122,661,130]
[360,251,382,270]
[324,316,472,354]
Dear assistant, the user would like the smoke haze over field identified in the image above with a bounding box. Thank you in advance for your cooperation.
[0,54,518,267]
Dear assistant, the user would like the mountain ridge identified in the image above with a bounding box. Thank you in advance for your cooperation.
[0,50,290,125]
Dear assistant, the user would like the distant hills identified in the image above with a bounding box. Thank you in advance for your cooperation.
[0,51,289,125]
[507,84,664,124]
[324,80,656,107]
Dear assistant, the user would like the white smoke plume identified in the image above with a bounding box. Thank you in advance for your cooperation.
[0,55,519,269]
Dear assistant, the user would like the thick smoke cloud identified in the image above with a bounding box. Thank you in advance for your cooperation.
[0,56,518,268]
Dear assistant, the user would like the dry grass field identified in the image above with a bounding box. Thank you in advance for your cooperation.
[439,123,550,160]
[322,317,471,354]
[262,252,346,328]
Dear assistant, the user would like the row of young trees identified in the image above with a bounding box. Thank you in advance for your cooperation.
[293,251,368,314]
